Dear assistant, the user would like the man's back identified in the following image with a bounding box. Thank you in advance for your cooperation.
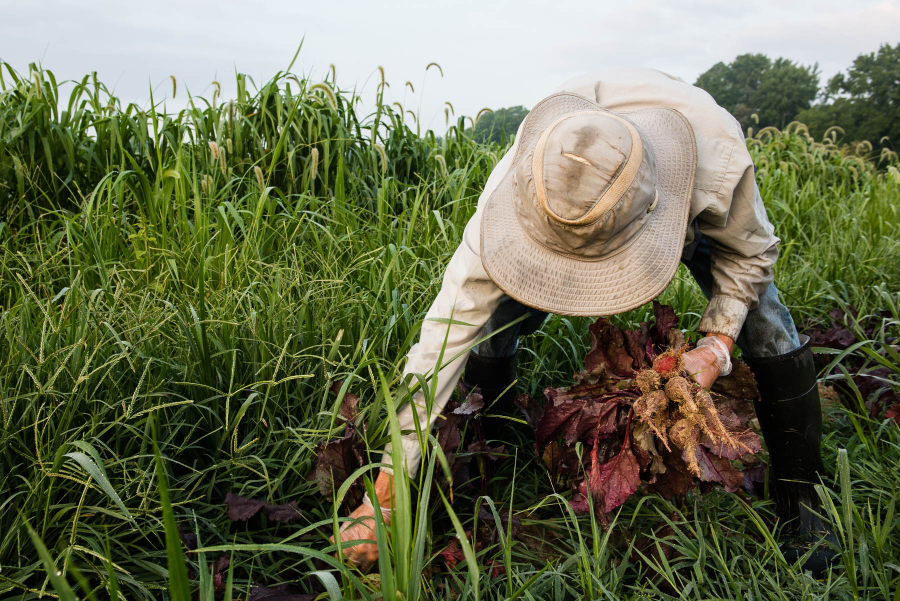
[557,68,751,222]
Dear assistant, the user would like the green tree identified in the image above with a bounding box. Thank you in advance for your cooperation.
[797,43,900,148]
[470,106,528,145]
[695,54,819,130]
[696,54,772,112]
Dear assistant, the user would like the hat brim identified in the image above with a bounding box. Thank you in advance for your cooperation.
[480,93,697,317]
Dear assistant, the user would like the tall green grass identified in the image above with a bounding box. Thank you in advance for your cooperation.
[1,58,899,599]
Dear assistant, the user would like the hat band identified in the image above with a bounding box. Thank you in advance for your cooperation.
[531,111,643,227]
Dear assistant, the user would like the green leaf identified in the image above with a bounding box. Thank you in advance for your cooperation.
[65,450,134,522]
[23,517,78,601]
[153,430,191,601]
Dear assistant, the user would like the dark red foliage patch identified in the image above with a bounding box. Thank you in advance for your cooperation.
[802,306,899,423]
[440,537,466,569]
[887,402,900,425]
[454,391,485,415]
[312,432,364,500]
[208,556,231,599]
[330,380,361,423]
[223,492,302,524]
[438,502,522,579]
[248,584,316,601]
[515,393,543,430]
[309,382,369,508]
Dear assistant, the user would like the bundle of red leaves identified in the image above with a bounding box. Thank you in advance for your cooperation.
[523,302,764,516]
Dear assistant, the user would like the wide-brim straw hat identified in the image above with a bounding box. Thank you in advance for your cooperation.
[480,92,697,316]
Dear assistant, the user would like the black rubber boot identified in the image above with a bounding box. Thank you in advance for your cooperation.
[743,335,840,573]
[462,351,518,434]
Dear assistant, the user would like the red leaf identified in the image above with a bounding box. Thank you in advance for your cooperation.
[177,524,197,552]
[329,380,360,423]
[589,427,641,513]
[695,450,745,493]
[261,501,302,523]
[542,442,583,479]
[652,301,678,344]
[224,492,266,521]
[488,559,506,579]
[535,398,618,447]
[711,362,759,399]
[434,412,463,454]
[645,336,659,363]
[804,325,857,350]
[569,480,591,515]
[248,584,316,601]
[534,399,586,447]
[453,391,485,415]
[742,462,767,496]
[440,537,466,569]
[312,431,362,499]
[701,429,761,460]
[623,323,651,370]
[647,449,697,499]
[210,556,230,598]
[467,441,509,461]
[585,319,636,377]
[887,402,900,425]
[224,492,302,524]
[514,393,543,430]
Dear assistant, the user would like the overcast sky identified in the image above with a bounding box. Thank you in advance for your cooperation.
[2,0,898,133]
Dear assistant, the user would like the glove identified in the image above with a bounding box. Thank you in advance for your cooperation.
[331,493,391,571]
[682,336,733,389]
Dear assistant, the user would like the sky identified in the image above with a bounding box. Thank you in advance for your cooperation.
[1,0,898,134]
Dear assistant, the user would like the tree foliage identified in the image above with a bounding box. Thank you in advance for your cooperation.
[796,43,900,148]
[695,53,819,130]
[469,105,528,145]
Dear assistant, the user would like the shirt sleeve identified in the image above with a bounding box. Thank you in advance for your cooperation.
[695,130,780,341]
[380,146,517,477]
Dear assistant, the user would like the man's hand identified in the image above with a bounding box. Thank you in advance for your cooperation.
[331,471,394,571]
[682,334,734,389]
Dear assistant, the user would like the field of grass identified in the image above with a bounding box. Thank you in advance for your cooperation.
[1,55,900,600]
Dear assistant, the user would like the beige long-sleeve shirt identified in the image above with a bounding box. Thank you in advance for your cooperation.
[382,68,779,476]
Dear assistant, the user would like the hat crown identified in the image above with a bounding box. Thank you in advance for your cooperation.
[514,111,658,260]
[542,117,634,221]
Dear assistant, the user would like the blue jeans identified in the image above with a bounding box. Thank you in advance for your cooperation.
[474,233,800,359]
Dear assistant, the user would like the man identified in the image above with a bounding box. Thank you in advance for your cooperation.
[336,68,835,573]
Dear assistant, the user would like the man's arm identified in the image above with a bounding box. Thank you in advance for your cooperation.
[378,123,525,478]
[682,123,778,387]
[336,139,521,570]
[378,208,506,476]
[696,161,779,342]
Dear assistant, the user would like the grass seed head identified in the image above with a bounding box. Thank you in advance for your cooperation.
[310,147,319,182]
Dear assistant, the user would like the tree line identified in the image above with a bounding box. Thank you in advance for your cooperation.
[471,43,898,150]
[696,43,898,148]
